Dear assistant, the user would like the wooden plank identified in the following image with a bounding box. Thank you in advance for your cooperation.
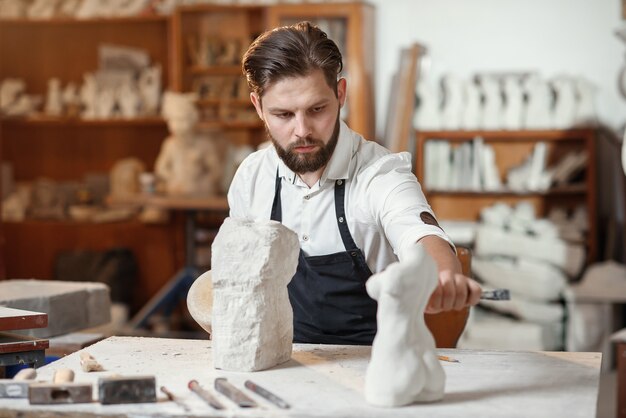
[0,332,49,354]
[0,307,47,331]
[0,336,601,417]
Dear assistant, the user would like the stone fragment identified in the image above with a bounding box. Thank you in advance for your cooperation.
[210,218,299,372]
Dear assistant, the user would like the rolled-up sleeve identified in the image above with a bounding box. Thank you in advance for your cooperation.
[363,152,454,261]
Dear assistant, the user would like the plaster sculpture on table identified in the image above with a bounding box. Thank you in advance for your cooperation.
[552,76,577,129]
[502,76,524,130]
[44,78,64,117]
[138,65,161,116]
[155,91,222,196]
[364,244,445,407]
[440,74,463,131]
[480,76,503,130]
[573,77,597,127]
[117,81,141,119]
[460,79,482,130]
[110,158,146,199]
[189,217,300,372]
[220,144,254,193]
[31,178,66,219]
[80,73,98,119]
[522,75,553,130]
[413,80,441,131]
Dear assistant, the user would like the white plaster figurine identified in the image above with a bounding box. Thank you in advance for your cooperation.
[522,75,553,130]
[460,78,482,130]
[364,244,445,407]
[413,80,442,131]
[440,74,463,131]
[155,91,222,196]
[44,78,64,117]
[480,76,503,130]
[206,217,300,372]
[502,76,524,130]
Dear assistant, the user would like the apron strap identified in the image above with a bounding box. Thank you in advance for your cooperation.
[333,179,359,252]
[270,167,282,222]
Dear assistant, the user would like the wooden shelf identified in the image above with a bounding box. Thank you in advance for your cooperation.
[426,184,587,197]
[1,116,166,127]
[197,98,251,107]
[0,15,168,25]
[416,129,594,142]
[188,65,242,76]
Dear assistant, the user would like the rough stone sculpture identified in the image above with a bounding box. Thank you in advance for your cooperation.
[365,244,445,407]
[209,218,299,372]
[155,91,222,196]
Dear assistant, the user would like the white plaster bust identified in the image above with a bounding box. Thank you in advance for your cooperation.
[110,158,146,199]
[155,92,222,197]
[365,244,445,407]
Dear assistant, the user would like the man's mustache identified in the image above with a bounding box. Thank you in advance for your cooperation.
[289,137,324,150]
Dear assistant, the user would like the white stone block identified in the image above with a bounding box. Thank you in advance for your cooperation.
[211,218,299,372]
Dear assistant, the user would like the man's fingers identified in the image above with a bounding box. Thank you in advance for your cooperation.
[427,285,443,313]
[453,274,468,311]
[467,278,482,306]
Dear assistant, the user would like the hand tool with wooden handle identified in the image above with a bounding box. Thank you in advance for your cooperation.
[29,368,92,404]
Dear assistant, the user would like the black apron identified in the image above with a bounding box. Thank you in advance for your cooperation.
[270,171,377,345]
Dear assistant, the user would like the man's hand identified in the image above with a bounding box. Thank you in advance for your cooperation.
[417,235,482,314]
[425,270,481,314]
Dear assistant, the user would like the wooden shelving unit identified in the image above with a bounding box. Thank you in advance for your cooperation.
[414,129,597,261]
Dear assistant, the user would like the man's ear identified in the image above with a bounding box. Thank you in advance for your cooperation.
[250,92,264,121]
[337,78,347,108]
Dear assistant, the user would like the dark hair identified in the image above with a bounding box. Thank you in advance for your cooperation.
[242,21,343,98]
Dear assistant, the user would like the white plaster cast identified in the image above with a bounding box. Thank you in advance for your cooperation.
[209,217,300,372]
[460,79,482,130]
[138,65,161,116]
[502,76,524,130]
[552,76,577,129]
[110,158,145,199]
[480,76,503,130]
[117,81,141,119]
[440,74,463,130]
[522,75,553,130]
[44,78,64,117]
[0,79,26,112]
[80,73,98,119]
[413,80,441,131]
[365,244,445,407]
[573,77,597,127]
[155,91,222,196]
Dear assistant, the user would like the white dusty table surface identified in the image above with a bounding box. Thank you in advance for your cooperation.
[0,336,601,418]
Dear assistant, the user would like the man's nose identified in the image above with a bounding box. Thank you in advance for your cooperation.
[294,114,312,138]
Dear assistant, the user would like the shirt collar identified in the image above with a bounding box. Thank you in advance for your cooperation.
[275,120,354,186]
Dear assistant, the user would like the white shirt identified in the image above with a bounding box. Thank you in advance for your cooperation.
[228,121,453,274]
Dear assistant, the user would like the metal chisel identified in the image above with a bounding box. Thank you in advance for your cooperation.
[214,378,257,408]
[480,288,510,301]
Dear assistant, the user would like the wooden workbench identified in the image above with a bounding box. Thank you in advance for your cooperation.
[0,336,601,417]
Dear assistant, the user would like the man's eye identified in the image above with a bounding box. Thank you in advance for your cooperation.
[275,113,291,119]
[311,106,324,113]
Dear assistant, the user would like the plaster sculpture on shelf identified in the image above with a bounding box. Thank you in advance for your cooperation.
[75,0,104,19]
[0,79,26,113]
[413,80,441,131]
[155,91,222,196]
[522,75,553,130]
[31,178,66,219]
[204,217,300,372]
[573,77,597,127]
[62,82,80,117]
[110,158,146,199]
[220,144,254,193]
[138,65,161,116]
[480,76,503,130]
[58,0,82,17]
[95,89,116,119]
[44,78,64,117]
[80,73,98,119]
[114,0,150,17]
[117,81,141,119]
[552,76,577,129]
[27,0,60,19]
[364,244,445,407]
[5,95,42,117]
[502,76,524,130]
[0,0,29,18]
[440,74,463,130]
[460,79,482,130]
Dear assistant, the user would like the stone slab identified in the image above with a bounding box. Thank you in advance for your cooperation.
[0,279,111,338]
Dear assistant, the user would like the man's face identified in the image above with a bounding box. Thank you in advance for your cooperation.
[251,69,346,174]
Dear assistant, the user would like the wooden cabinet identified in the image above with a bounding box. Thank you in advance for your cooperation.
[414,129,597,261]
[0,16,182,311]
[267,2,376,140]
[0,2,376,311]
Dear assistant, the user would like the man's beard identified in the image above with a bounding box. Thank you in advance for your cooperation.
[270,113,340,174]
